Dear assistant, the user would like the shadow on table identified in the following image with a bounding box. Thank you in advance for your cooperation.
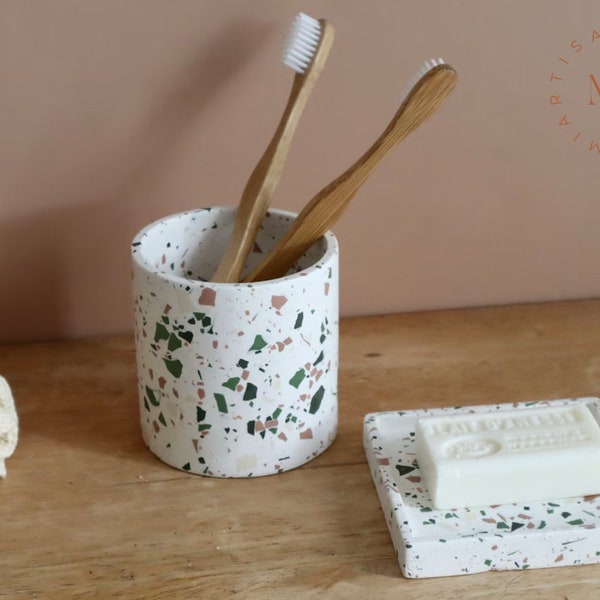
[5,337,163,475]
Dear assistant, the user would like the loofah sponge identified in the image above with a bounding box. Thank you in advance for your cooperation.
[0,376,18,477]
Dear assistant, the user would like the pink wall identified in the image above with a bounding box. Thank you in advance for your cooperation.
[1,1,599,342]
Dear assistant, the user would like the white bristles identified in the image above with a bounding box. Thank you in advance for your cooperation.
[282,12,321,74]
[401,57,446,101]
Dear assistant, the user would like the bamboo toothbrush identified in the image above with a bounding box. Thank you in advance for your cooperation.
[211,13,334,283]
[243,58,457,283]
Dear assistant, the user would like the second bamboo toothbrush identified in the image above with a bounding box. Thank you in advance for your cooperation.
[211,13,334,283]
[243,59,458,282]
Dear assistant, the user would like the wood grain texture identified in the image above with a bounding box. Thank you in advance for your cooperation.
[2,299,600,598]
[211,19,334,283]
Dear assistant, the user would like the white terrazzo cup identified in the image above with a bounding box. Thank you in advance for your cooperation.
[131,207,339,477]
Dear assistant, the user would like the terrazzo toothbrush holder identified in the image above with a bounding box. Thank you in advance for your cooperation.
[131,207,339,477]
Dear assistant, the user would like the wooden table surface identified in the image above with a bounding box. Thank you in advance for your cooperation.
[2,299,600,599]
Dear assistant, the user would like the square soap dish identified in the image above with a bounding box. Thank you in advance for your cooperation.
[363,397,600,578]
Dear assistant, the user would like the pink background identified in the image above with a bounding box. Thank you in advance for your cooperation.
[1,1,598,342]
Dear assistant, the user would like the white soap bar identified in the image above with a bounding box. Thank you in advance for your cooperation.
[0,375,18,478]
[415,403,600,509]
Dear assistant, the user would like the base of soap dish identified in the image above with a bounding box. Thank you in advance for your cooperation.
[363,397,600,579]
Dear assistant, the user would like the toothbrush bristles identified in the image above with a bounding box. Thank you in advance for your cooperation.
[282,12,321,74]
[400,57,446,101]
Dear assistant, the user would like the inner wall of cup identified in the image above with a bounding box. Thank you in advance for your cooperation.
[135,208,328,282]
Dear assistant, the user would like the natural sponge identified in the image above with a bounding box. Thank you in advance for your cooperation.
[0,376,18,477]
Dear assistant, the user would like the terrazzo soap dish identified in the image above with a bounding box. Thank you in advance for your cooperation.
[363,397,600,578]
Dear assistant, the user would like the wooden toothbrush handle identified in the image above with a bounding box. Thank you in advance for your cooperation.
[211,22,334,283]
[211,80,305,283]
[242,131,392,282]
[244,64,458,282]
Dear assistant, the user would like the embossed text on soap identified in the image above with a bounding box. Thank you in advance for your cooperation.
[423,407,581,437]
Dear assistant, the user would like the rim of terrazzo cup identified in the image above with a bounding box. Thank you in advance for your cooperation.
[131,207,339,287]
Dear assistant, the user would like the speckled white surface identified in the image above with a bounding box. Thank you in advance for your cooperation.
[364,397,600,578]
[132,207,339,477]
